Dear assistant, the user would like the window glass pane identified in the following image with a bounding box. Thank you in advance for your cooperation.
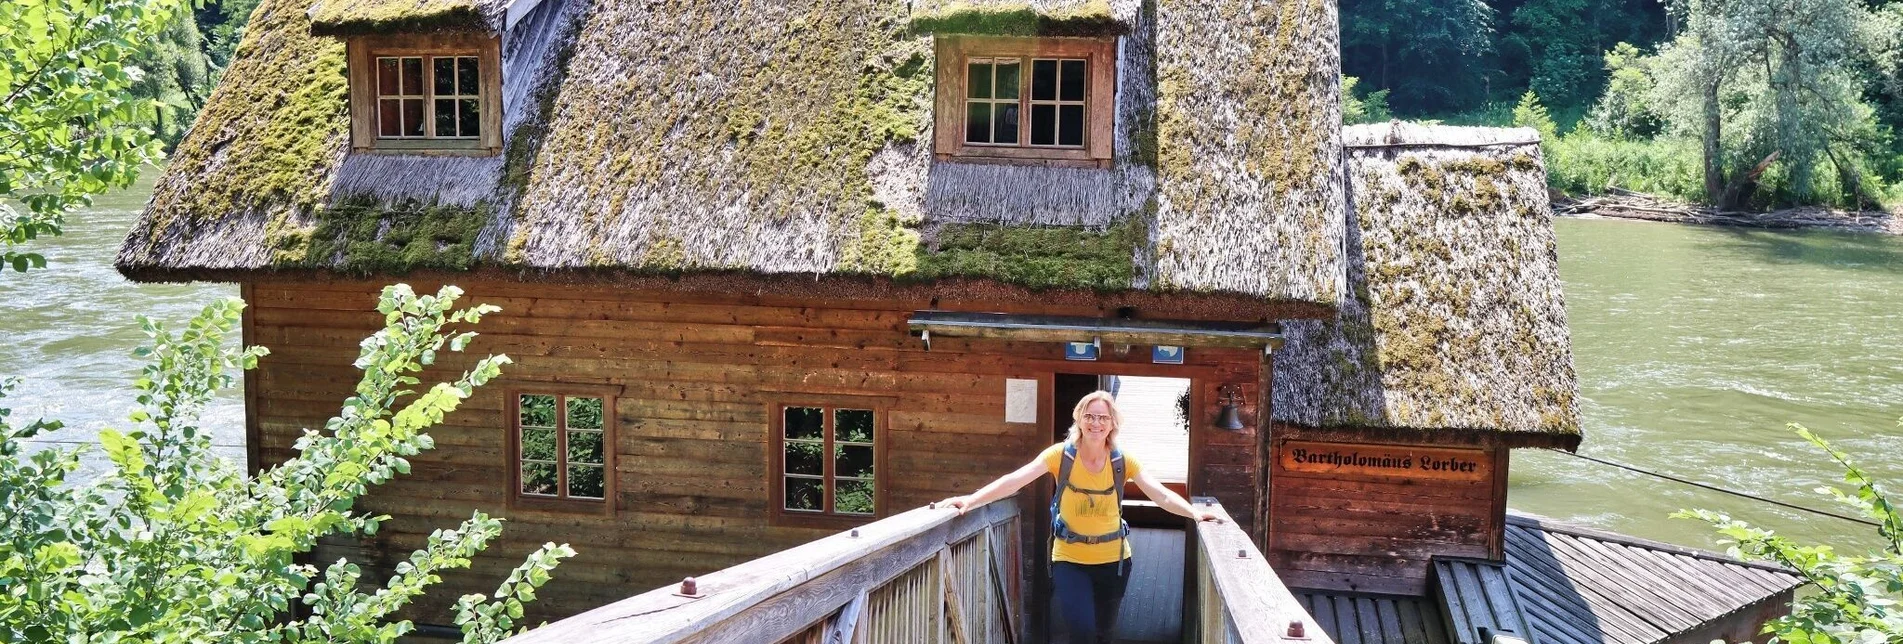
[458,57,480,94]
[1059,104,1085,146]
[1031,60,1058,101]
[434,99,456,138]
[965,102,992,144]
[567,465,605,499]
[1061,60,1087,101]
[520,394,557,427]
[995,61,1020,99]
[785,440,823,475]
[836,409,875,443]
[568,430,603,464]
[1031,104,1056,146]
[377,58,400,95]
[459,99,481,137]
[401,99,425,137]
[784,407,824,441]
[785,477,823,511]
[994,104,1019,144]
[967,62,993,99]
[835,480,874,515]
[378,100,400,137]
[522,461,557,496]
[521,428,557,461]
[567,397,603,430]
[434,57,456,96]
[401,57,424,95]
[835,444,875,479]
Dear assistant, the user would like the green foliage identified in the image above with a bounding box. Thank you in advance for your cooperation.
[0,0,188,274]
[1676,421,1903,641]
[1342,75,1392,125]
[1583,42,1663,139]
[1339,0,1495,111]
[1512,90,1558,146]
[1546,133,1706,200]
[130,8,214,147]
[0,285,574,642]
[1650,0,1900,207]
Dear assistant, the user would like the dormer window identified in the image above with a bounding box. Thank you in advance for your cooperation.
[934,36,1115,168]
[347,35,502,155]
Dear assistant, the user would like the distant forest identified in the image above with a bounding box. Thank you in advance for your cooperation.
[150,0,1903,210]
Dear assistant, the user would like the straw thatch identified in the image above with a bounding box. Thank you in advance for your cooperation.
[907,0,1132,36]
[307,0,508,36]
[117,0,1346,313]
[1271,124,1581,447]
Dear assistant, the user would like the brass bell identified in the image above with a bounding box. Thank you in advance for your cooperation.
[1215,384,1245,430]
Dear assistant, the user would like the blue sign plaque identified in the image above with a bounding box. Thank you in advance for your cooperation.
[1153,345,1185,364]
[1064,341,1100,361]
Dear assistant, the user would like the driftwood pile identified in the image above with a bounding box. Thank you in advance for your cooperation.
[1555,188,1901,235]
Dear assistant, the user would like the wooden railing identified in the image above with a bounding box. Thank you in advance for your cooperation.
[499,498,1023,644]
[1186,499,1332,644]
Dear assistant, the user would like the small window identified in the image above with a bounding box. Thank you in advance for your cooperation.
[349,35,501,154]
[511,391,614,511]
[772,403,882,525]
[936,36,1115,167]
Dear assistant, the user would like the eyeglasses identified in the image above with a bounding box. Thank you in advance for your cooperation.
[1081,413,1112,424]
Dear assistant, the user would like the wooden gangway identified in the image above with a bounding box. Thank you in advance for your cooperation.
[499,497,1329,644]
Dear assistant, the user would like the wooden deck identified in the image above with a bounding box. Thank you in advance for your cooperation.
[1047,527,1187,644]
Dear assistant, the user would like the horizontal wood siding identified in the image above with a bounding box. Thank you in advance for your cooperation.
[1267,427,1507,595]
[247,280,1264,626]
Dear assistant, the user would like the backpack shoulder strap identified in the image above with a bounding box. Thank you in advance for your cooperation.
[1052,444,1077,522]
[1110,448,1127,506]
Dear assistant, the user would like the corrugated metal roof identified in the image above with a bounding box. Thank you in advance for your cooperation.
[1501,513,1802,644]
[1296,513,1802,644]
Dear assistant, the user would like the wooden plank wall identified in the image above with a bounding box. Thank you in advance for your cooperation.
[1265,427,1507,596]
[244,279,1265,626]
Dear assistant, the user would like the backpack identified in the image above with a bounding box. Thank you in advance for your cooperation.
[1050,443,1130,547]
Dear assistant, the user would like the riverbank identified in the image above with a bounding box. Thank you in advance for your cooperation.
[1556,192,1903,235]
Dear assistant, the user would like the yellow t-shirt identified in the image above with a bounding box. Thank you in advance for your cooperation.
[1040,442,1143,565]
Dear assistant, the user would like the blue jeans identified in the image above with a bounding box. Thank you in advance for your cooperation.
[1053,558,1131,644]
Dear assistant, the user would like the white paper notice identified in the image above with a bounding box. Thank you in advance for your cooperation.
[1005,379,1038,424]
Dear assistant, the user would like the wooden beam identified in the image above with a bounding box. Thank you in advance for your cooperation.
[1194,502,1333,644]
[986,524,1018,644]
[939,555,970,644]
[909,311,1284,350]
[824,591,867,644]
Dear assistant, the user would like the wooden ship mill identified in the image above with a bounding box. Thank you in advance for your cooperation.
[116,0,1802,641]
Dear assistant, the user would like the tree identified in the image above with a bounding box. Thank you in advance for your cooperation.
[1584,42,1663,139]
[1677,421,1903,641]
[1650,0,1897,208]
[1342,75,1393,125]
[1513,90,1559,146]
[131,8,214,147]
[1,0,187,274]
[1340,0,1495,112]
[0,285,574,642]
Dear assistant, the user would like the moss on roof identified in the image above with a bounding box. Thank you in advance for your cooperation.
[913,215,1146,290]
[1272,125,1580,446]
[908,0,1127,36]
[1149,0,1345,303]
[307,0,499,35]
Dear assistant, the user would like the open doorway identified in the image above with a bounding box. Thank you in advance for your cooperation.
[1049,373,1193,644]
[1053,373,1190,492]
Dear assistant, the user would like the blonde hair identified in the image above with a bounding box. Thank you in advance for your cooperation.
[1064,390,1122,450]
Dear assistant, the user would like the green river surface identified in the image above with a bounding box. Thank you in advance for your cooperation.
[4,178,1901,554]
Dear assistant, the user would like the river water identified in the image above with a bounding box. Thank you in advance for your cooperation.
[4,180,1900,553]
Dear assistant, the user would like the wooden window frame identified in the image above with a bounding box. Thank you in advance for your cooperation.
[766,397,891,529]
[506,386,618,515]
[935,36,1116,169]
[347,33,503,156]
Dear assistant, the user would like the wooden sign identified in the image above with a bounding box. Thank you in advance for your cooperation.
[1280,441,1491,482]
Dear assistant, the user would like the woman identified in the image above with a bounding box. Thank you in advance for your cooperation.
[937,390,1221,644]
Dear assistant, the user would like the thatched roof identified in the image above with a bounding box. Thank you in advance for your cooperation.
[306,0,509,36]
[1270,123,1580,447]
[117,0,1345,315]
[907,0,1131,36]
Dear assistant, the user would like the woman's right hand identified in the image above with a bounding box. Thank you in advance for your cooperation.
[934,495,971,514]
